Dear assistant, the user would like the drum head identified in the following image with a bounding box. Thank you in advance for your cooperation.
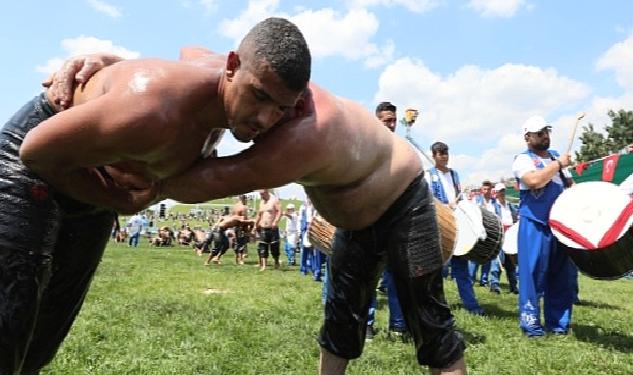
[503,222,519,255]
[452,206,478,257]
[550,181,633,249]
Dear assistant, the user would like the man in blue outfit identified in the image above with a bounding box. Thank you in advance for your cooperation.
[470,181,495,288]
[426,142,484,315]
[364,102,409,340]
[512,115,575,337]
[488,183,519,294]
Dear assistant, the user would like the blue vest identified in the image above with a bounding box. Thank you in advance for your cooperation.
[429,167,460,204]
[517,149,564,225]
[477,195,501,217]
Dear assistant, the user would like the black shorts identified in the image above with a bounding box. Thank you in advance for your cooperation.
[257,227,280,258]
[0,94,116,373]
[318,175,465,368]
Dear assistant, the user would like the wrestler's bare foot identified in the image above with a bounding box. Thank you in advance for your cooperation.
[431,357,467,375]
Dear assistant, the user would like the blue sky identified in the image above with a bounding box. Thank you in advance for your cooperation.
[2,0,632,198]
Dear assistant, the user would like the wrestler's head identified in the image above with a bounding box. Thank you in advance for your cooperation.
[375,101,397,132]
[223,17,311,142]
[258,189,271,200]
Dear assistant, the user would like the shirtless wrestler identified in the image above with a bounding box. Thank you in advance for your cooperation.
[254,189,282,270]
[231,194,250,264]
[204,215,255,266]
[0,17,309,374]
[50,18,466,375]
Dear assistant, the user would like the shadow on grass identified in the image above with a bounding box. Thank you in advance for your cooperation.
[574,299,622,310]
[459,329,486,345]
[478,303,517,320]
[573,324,633,353]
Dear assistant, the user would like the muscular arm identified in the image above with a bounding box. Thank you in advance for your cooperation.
[19,91,160,214]
[159,114,327,202]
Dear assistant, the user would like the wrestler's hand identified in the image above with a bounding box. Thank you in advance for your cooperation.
[119,184,160,215]
[42,53,123,110]
[104,166,155,190]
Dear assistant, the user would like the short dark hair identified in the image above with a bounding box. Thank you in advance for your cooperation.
[482,180,493,188]
[239,17,311,92]
[430,142,449,155]
[375,101,396,116]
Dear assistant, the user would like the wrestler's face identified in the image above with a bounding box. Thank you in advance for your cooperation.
[526,127,551,151]
[377,110,397,132]
[224,53,303,143]
[258,189,270,200]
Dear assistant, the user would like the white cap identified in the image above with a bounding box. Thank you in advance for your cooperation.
[286,203,295,209]
[522,115,552,135]
[494,182,506,191]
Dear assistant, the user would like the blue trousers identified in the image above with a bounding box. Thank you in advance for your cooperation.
[383,269,407,331]
[300,245,313,275]
[490,252,518,291]
[468,260,491,286]
[284,242,296,265]
[312,248,324,281]
[451,256,482,313]
[518,218,575,335]
[128,232,140,247]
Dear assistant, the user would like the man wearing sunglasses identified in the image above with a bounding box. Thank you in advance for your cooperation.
[511,115,575,338]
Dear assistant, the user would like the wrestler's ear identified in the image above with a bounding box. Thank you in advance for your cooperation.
[226,51,241,79]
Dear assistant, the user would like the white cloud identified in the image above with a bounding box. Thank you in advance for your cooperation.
[467,0,527,18]
[346,0,440,13]
[36,36,140,74]
[86,0,122,18]
[219,0,394,68]
[198,0,218,13]
[376,58,589,141]
[596,32,633,93]
[375,58,591,184]
[219,0,282,42]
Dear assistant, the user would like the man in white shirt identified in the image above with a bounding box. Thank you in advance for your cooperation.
[282,203,299,266]
[127,213,144,248]
[425,142,484,315]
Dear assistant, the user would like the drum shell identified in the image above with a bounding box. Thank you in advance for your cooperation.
[308,216,336,256]
[464,208,504,264]
[433,200,456,265]
[560,228,633,280]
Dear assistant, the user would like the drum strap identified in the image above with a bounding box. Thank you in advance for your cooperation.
[548,153,570,189]
[549,199,633,250]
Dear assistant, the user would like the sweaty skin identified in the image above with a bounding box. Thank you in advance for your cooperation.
[256,190,281,229]
[161,82,421,230]
[20,51,255,214]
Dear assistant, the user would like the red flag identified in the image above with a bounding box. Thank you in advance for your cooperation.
[602,154,620,182]
[575,162,589,176]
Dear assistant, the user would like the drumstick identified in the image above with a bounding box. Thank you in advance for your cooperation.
[565,112,585,156]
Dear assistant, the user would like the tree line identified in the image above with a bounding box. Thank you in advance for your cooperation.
[576,109,633,162]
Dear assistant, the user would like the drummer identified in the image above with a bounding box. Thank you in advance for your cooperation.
[426,142,484,316]
[512,115,576,337]
[488,183,519,294]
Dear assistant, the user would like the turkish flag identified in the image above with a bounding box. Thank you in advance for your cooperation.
[602,154,620,182]
[575,162,589,176]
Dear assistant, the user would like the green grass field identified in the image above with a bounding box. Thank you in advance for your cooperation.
[43,242,633,375]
